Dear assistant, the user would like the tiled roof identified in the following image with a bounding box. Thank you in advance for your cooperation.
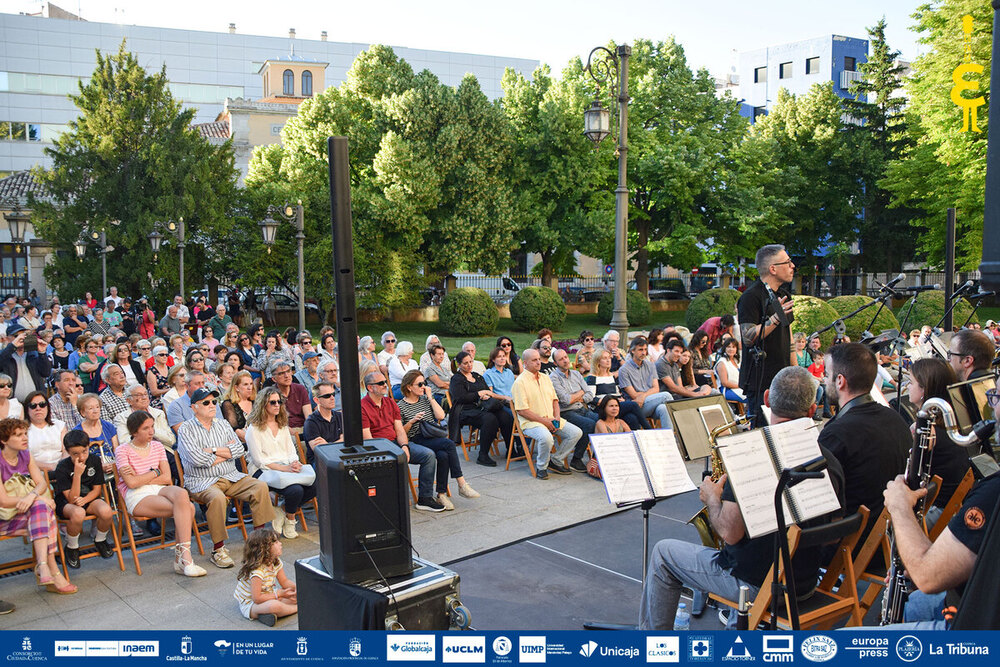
[0,171,47,201]
[194,120,230,139]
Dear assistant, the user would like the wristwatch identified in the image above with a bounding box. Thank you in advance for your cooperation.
[211,447,218,454]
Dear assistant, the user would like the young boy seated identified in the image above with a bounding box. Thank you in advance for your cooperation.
[52,430,116,567]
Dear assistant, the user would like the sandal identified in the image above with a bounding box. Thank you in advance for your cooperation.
[46,574,77,595]
[35,562,53,586]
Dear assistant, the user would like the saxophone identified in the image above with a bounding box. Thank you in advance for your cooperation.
[687,415,749,548]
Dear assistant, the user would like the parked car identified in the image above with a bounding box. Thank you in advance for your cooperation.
[627,278,688,300]
[240,290,324,320]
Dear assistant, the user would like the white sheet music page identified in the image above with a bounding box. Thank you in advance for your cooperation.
[766,418,842,521]
[716,429,792,539]
[589,433,652,505]
[633,429,697,498]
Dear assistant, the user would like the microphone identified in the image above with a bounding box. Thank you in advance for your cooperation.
[764,282,788,326]
[951,280,975,299]
[898,284,942,293]
[973,290,996,299]
[883,273,906,290]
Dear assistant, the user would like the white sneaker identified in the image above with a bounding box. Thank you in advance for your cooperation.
[271,512,285,534]
[458,483,480,499]
[437,493,455,511]
[282,516,298,539]
[210,546,235,569]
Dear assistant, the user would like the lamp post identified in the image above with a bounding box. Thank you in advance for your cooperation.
[148,218,185,299]
[584,44,631,342]
[74,229,109,298]
[1,199,29,297]
[260,201,306,331]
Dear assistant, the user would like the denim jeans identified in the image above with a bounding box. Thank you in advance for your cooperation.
[366,437,436,499]
[410,435,464,494]
[639,539,759,630]
[562,408,599,460]
[522,420,582,470]
[641,391,674,429]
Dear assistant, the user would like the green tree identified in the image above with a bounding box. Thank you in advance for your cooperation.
[744,84,866,267]
[844,18,921,272]
[30,42,239,302]
[244,45,519,312]
[501,63,612,286]
[624,39,750,294]
[882,0,991,270]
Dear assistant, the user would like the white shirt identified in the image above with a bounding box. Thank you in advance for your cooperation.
[114,405,175,448]
[28,419,66,469]
[387,356,418,386]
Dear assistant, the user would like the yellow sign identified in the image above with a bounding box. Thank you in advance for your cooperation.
[950,14,985,133]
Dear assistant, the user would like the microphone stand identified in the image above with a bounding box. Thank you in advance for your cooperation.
[860,291,896,340]
[770,459,826,631]
[894,294,920,415]
[962,296,988,329]
[806,296,884,343]
[934,293,968,333]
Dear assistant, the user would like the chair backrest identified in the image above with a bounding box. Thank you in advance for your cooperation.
[929,468,975,541]
[797,510,867,550]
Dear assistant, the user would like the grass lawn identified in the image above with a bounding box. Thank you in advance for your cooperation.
[354,311,688,359]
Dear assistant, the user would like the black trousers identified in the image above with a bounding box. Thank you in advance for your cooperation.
[460,407,514,459]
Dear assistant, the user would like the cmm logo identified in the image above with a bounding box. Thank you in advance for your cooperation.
[762,636,795,663]
[896,636,922,663]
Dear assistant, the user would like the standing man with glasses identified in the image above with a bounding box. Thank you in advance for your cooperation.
[178,387,274,568]
[737,244,796,427]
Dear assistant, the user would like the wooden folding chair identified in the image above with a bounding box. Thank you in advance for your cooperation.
[0,532,41,579]
[50,475,126,578]
[711,508,869,630]
[174,449,248,542]
[853,506,892,618]
[119,481,205,576]
[929,468,975,541]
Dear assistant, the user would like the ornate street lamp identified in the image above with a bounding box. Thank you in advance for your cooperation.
[584,43,632,341]
[150,218,185,299]
[260,201,306,330]
[76,228,109,297]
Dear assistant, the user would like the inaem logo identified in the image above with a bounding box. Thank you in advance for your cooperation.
[580,641,598,658]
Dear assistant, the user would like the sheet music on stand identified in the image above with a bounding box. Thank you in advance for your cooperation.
[589,429,697,506]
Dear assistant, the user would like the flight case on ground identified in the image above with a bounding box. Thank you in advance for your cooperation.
[295,555,470,631]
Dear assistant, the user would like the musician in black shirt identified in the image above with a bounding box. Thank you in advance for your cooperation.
[737,244,796,427]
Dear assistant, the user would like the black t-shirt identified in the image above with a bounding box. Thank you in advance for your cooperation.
[117,306,136,336]
[717,443,846,592]
[928,424,972,509]
[52,454,105,513]
[737,279,793,392]
[301,410,344,465]
[818,400,909,523]
[946,473,1000,599]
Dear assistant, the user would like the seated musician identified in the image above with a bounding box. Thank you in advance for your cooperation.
[906,358,972,530]
[639,366,845,629]
[880,458,1000,628]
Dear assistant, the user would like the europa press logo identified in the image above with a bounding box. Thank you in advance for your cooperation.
[896,636,923,663]
[800,636,837,663]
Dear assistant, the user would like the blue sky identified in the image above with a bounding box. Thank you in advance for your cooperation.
[3,0,928,74]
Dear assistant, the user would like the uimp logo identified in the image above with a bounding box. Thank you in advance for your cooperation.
[646,637,680,663]
[689,637,714,662]
[896,636,922,663]
[493,636,513,657]
[386,635,436,662]
[580,641,598,658]
[518,636,546,663]
[762,636,794,663]
[800,636,837,663]
[442,636,486,663]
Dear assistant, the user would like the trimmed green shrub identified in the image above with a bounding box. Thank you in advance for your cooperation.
[509,286,567,332]
[791,295,841,349]
[895,290,978,330]
[439,287,499,336]
[827,295,901,341]
[598,289,651,327]
[685,288,741,331]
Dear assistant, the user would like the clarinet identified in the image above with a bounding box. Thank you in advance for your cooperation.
[880,405,937,625]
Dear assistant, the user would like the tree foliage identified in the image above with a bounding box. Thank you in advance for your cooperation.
[844,19,921,271]
[30,42,239,303]
[244,45,520,312]
[882,0,992,269]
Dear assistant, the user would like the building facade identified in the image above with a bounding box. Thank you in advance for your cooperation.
[738,34,868,122]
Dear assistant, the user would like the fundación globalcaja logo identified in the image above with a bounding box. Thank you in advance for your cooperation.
[646,637,680,663]
[386,635,436,662]
[442,636,486,663]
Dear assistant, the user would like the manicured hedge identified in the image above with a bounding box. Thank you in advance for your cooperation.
[439,287,499,336]
[685,288,741,331]
[827,295,901,341]
[790,295,840,348]
[509,286,567,332]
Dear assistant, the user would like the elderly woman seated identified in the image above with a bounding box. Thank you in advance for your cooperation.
[387,341,419,401]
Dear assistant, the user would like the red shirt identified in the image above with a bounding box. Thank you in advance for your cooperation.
[360,393,402,441]
[282,382,311,429]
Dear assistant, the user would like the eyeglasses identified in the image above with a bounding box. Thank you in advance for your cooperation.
[946,350,969,360]
[156,353,168,357]
[414,382,425,388]
[274,370,292,376]
[315,392,335,400]
[199,399,217,406]
[583,337,594,342]
[500,342,511,347]
[369,380,388,387]
[267,399,284,406]
[384,339,395,344]
[0,383,10,389]
[190,357,203,362]
[772,259,794,267]
[28,402,47,409]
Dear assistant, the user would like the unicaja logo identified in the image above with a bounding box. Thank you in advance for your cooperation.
[580,641,598,658]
